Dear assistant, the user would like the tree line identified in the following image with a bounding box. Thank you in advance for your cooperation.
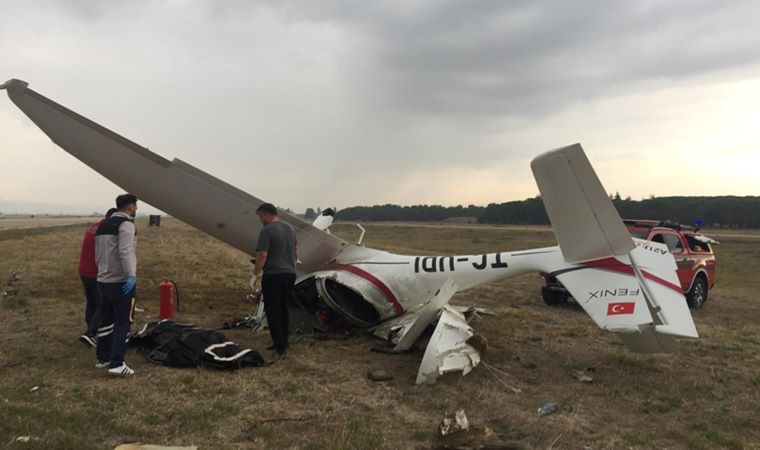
[333,195,760,228]
[335,204,484,222]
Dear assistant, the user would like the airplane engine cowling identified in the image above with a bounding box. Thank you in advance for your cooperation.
[306,266,401,326]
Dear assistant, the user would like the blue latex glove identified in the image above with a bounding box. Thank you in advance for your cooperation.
[122,276,136,294]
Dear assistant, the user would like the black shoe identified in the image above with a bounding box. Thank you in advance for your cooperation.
[79,334,97,348]
[269,349,287,361]
[267,343,290,351]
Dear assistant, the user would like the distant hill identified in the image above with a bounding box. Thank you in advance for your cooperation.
[0,198,102,216]
[336,196,760,228]
[606,195,760,228]
[337,204,485,222]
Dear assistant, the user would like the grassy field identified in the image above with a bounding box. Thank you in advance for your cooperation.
[1,219,759,449]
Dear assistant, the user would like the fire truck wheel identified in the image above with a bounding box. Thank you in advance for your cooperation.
[541,287,569,306]
[686,276,708,309]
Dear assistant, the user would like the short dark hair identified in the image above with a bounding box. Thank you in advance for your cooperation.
[256,203,277,216]
[105,208,117,218]
[116,194,138,209]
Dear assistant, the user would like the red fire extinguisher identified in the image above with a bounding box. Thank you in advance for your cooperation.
[159,279,179,320]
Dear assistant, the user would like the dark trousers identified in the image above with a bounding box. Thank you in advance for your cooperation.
[96,282,136,368]
[262,273,295,353]
[80,276,100,336]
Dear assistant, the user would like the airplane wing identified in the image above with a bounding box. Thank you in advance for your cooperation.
[1,79,347,274]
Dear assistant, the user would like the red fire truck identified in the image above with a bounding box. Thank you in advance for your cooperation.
[541,220,718,309]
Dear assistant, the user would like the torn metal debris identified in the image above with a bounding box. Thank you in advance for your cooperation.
[416,306,486,385]
[537,401,558,417]
[439,409,470,436]
[571,367,595,383]
[371,280,458,353]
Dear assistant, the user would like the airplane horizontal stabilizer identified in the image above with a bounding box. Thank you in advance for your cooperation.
[550,237,697,352]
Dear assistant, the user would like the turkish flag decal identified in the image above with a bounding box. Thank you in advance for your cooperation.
[607,302,636,315]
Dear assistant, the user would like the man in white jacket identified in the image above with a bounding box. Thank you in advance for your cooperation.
[94,194,138,376]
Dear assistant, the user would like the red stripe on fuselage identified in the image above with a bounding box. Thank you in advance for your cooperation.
[323,264,404,315]
[579,257,682,293]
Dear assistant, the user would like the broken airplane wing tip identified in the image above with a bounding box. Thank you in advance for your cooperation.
[0,78,28,91]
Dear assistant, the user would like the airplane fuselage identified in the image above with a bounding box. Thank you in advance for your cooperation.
[298,244,567,326]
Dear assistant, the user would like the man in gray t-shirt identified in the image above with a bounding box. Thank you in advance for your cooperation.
[252,203,297,357]
[256,221,297,274]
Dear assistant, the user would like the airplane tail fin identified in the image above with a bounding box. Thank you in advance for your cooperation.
[532,144,698,352]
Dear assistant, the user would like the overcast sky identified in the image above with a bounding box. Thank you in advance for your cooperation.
[1,0,759,215]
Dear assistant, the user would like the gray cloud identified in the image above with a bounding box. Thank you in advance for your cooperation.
[1,0,759,213]
[267,0,760,119]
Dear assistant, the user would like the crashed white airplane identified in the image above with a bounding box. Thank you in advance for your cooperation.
[2,79,698,384]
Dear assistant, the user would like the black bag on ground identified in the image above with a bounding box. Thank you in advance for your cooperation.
[129,320,266,369]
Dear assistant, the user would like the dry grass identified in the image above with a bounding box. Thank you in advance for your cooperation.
[1,219,759,449]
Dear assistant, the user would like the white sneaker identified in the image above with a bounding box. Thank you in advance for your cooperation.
[107,363,135,376]
[95,361,109,369]
[80,334,97,348]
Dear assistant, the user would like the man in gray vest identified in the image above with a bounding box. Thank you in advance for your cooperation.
[252,203,297,358]
[94,194,138,376]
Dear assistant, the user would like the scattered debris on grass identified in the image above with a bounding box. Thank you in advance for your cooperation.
[440,409,471,436]
[6,271,21,285]
[451,305,499,322]
[2,270,22,301]
[570,367,595,383]
[367,369,394,382]
[537,401,558,417]
[482,362,522,394]
[436,410,522,449]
